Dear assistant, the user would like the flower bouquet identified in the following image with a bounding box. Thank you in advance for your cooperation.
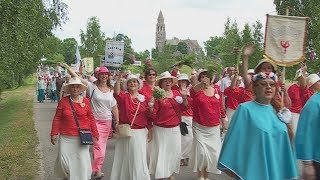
[152,87,166,99]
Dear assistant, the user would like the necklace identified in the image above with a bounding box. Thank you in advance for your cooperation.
[70,96,80,102]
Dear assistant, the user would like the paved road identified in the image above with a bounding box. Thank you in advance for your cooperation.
[34,100,232,180]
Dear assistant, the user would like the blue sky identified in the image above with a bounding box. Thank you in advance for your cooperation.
[53,0,276,52]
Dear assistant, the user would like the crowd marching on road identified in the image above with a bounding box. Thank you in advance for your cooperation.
[36,44,320,180]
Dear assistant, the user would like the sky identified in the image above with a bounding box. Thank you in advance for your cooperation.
[53,0,277,52]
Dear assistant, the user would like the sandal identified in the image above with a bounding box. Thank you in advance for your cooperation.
[94,172,104,180]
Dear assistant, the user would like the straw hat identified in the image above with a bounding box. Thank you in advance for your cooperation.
[196,69,208,81]
[156,71,178,86]
[123,74,143,91]
[306,74,320,87]
[63,77,87,94]
[254,59,277,74]
[177,73,190,82]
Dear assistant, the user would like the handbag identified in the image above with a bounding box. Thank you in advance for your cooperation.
[168,99,188,136]
[68,96,93,145]
[118,102,140,138]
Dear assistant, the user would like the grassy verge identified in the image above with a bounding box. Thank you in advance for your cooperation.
[0,77,39,179]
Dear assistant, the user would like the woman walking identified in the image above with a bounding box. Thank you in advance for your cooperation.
[218,72,298,180]
[62,63,119,179]
[149,71,188,180]
[50,77,99,180]
[110,74,151,180]
[190,69,228,180]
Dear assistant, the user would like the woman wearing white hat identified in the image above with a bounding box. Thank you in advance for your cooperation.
[191,69,228,180]
[110,74,151,180]
[50,77,99,180]
[177,73,193,167]
[149,71,188,180]
[62,63,119,179]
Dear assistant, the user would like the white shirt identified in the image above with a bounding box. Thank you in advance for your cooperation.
[88,82,117,121]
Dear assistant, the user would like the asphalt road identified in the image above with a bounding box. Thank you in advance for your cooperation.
[34,100,232,180]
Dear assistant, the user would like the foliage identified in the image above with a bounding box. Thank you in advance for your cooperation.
[177,42,189,54]
[274,0,320,77]
[0,0,68,93]
[80,16,105,67]
[60,38,77,65]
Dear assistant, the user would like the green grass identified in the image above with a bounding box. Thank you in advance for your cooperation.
[0,84,40,179]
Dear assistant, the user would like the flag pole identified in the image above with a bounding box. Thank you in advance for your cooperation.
[281,8,289,104]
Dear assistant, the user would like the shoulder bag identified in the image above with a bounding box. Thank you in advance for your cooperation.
[118,102,140,138]
[68,96,93,145]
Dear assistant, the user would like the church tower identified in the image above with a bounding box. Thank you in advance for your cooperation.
[155,10,166,52]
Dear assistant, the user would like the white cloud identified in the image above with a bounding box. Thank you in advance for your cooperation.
[53,0,276,52]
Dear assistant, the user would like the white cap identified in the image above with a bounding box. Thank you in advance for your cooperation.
[306,74,320,87]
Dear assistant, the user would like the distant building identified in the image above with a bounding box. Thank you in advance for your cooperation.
[155,11,202,54]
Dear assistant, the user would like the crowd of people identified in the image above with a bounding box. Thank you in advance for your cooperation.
[47,44,319,180]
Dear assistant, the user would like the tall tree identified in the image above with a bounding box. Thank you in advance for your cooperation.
[60,38,77,65]
[80,16,105,66]
[0,0,68,90]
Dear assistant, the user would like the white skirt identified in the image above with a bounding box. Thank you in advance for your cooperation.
[54,135,92,180]
[149,125,181,179]
[191,122,221,174]
[110,128,150,180]
[291,112,300,136]
[226,108,235,122]
[181,116,193,159]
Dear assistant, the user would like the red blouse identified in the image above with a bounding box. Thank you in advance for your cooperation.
[287,84,304,113]
[139,81,154,100]
[150,90,185,128]
[50,96,99,138]
[191,87,226,127]
[224,86,245,110]
[114,91,151,129]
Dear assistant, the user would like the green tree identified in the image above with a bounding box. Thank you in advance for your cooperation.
[60,38,77,65]
[177,42,188,54]
[204,36,224,58]
[274,0,320,77]
[80,16,105,66]
[0,0,68,91]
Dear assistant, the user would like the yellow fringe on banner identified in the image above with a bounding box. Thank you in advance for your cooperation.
[263,54,305,67]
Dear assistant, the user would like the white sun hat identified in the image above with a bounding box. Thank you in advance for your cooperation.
[156,71,178,86]
[177,73,190,82]
[306,74,320,87]
[63,77,87,94]
[123,74,143,91]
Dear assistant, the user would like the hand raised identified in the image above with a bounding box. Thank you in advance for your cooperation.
[243,43,256,56]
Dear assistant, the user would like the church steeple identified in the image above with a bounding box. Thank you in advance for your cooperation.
[155,10,166,52]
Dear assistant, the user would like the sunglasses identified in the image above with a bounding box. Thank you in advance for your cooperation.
[148,73,156,76]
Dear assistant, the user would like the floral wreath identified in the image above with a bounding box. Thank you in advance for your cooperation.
[253,72,278,82]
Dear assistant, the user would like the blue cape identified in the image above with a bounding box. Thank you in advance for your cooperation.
[295,92,320,163]
[218,101,298,180]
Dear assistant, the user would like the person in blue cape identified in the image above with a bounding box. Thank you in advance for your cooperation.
[218,71,298,180]
[295,78,320,179]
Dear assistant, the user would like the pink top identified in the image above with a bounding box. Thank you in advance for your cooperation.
[114,91,151,129]
[191,86,226,127]
[50,97,99,137]
[150,90,186,128]
[287,84,304,113]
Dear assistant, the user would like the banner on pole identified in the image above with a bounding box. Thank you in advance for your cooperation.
[264,14,308,66]
[75,46,81,72]
[82,57,94,74]
[104,40,124,65]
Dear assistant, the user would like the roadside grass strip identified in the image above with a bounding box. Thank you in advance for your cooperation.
[0,85,40,179]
